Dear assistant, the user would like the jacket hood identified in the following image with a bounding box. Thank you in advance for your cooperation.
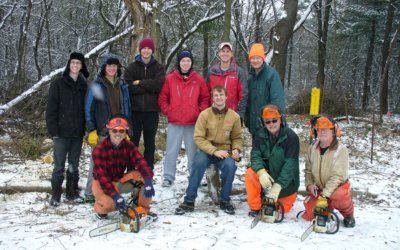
[135,54,156,66]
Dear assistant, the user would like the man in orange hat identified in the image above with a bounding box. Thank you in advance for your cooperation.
[245,104,299,217]
[91,114,155,220]
[245,43,285,136]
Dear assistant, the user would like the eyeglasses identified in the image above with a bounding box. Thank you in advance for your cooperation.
[265,119,279,125]
[316,128,333,132]
[71,61,82,66]
[111,129,126,134]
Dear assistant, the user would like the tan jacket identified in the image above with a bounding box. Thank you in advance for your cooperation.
[305,140,349,198]
[194,107,243,155]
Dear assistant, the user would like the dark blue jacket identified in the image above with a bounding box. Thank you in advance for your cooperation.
[85,76,131,134]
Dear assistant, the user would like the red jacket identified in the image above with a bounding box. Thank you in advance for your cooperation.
[206,58,248,118]
[159,69,210,125]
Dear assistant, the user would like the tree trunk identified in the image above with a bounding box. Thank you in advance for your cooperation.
[316,0,332,89]
[150,0,163,61]
[362,18,376,111]
[222,0,232,42]
[287,38,293,89]
[379,0,395,115]
[270,0,298,87]
[123,0,153,62]
[15,0,32,82]
[203,32,209,77]
[206,164,220,205]
[254,0,261,42]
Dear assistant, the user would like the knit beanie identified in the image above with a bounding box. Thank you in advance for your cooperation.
[139,38,155,53]
[177,50,194,75]
[178,50,193,63]
[100,53,121,77]
[248,43,265,61]
[63,52,89,78]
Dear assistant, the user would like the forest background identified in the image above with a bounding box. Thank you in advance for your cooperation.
[0,0,399,159]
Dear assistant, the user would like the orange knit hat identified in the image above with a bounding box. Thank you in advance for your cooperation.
[249,43,265,61]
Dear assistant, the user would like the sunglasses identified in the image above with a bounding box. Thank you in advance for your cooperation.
[265,119,279,125]
[111,129,126,134]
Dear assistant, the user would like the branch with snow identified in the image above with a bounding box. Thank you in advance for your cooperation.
[0,25,135,115]
[293,0,318,32]
[165,3,225,67]
[0,2,16,30]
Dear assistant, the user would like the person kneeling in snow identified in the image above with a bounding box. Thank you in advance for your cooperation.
[175,85,242,215]
[245,104,300,217]
[302,114,355,228]
[92,114,155,220]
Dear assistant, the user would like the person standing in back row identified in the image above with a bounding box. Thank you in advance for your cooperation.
[46,52,89,207]
[158,50,210,187]
[84,54,131,205]
[206,42,248,126]
[124,38,166,171]
[245,43,285,136]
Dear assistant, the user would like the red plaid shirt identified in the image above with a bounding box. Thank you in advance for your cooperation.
[92,138,154,197]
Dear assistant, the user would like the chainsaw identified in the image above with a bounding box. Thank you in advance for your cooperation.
[300,206,339,242]
[89,205,153,237]
[251,197,284,229]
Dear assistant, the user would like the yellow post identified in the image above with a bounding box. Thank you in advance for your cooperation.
[310,88,321,116]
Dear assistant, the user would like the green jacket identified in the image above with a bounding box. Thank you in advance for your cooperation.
[250,125,300,198]
[245,62,285,135]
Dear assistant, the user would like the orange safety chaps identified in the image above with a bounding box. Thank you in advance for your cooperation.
[92,170,152,214]
[302,181,354,221]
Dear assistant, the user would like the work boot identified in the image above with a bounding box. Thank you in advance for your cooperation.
[344,215,356,228]
[162,179,173,187]
[50,179,62,207]
[175,201,195,215]
[220,202,235,215]
[66,179,84,203]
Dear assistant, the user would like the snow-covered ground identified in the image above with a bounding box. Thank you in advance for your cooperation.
[0,114,399,250]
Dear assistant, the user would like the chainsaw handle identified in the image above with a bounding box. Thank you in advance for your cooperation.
[326,208,340,234]
[275,200,284,223]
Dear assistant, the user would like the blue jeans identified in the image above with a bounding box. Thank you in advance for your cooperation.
[52,137,83,184]
[184,150,237,203]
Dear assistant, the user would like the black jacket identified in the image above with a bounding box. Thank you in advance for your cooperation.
[46,74,87,138]
[124,55,166,112]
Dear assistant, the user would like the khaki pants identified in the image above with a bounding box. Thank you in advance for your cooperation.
[92,170,152,214]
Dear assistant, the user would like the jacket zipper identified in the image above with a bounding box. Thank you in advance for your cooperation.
[177,86,180,97]
[224,76,228,88]
[190,86,193,97]
[142,66,147,112]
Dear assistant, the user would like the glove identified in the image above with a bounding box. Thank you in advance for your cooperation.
[112,193,126,209]
[314,195,329,213]
[240,117,244,127]
[88,130,99,145]
[142,178,155,199]
[124,134,130,140]
[267,183,282,202]
[257,169,274,188]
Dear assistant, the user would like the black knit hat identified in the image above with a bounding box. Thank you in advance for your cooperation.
[63,52,89,78]
[99,53,121,77]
